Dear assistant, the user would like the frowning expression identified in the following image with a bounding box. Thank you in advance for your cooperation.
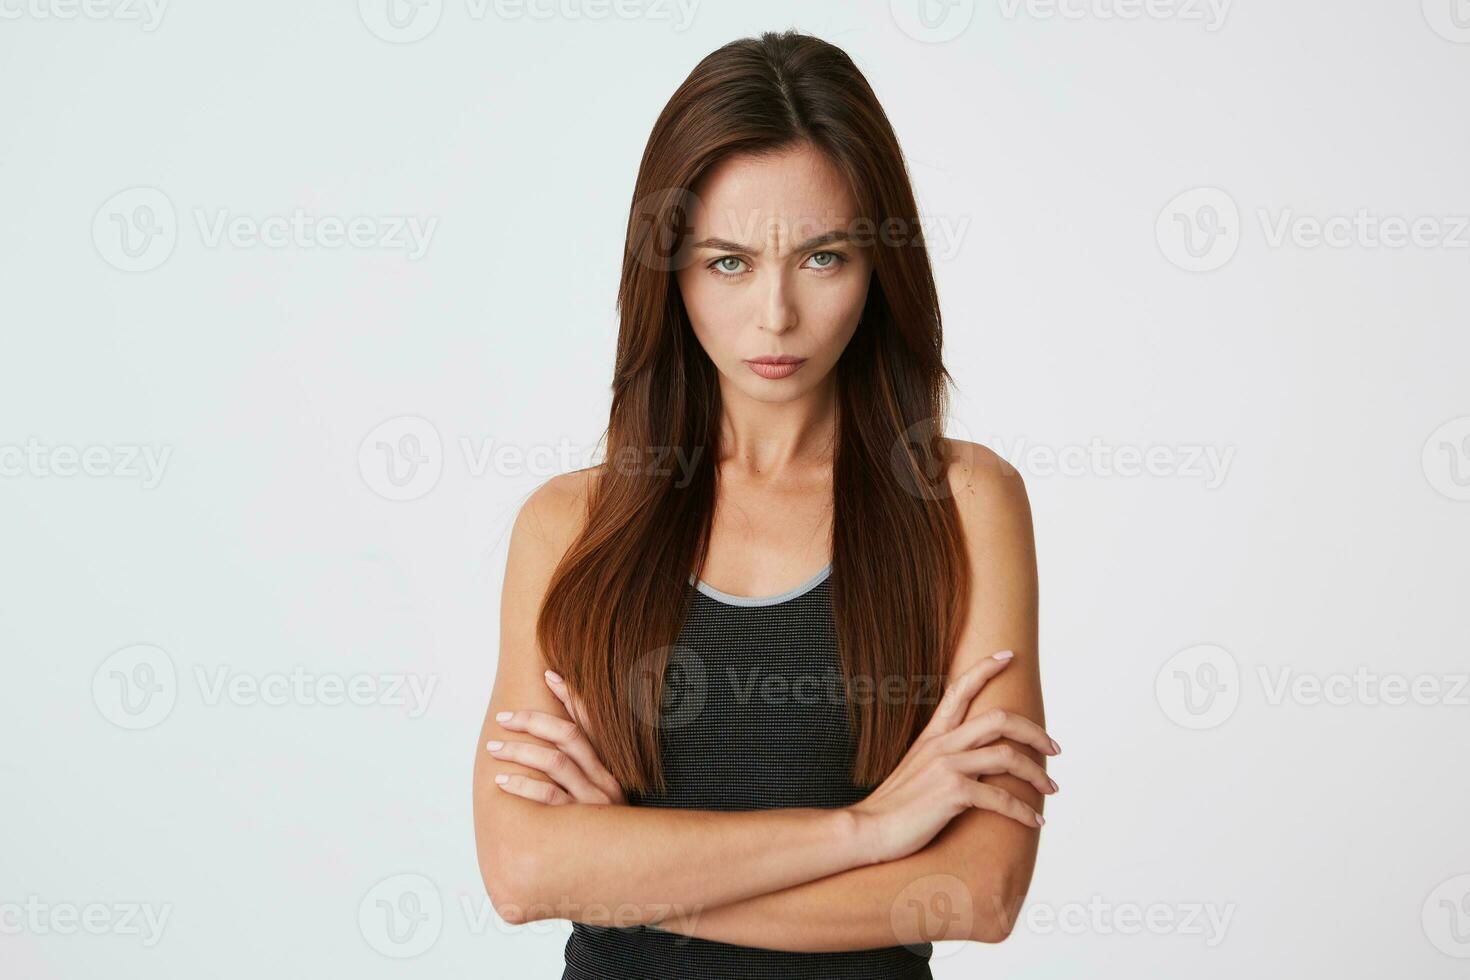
[676,142,874,403]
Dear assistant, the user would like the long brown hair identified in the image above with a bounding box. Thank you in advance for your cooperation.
[536,29,970,795]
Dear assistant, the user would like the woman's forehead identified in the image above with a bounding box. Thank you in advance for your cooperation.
[689,154,859,250]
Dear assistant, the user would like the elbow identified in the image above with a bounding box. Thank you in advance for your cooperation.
[480,843,545,925]
[475,768,559,925]
[476,798,553,926]
[967,863,1033,944]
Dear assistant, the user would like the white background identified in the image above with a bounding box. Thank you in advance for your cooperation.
[2,1,1468,977]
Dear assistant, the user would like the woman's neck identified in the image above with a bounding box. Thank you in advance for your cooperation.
[716,376,838,478]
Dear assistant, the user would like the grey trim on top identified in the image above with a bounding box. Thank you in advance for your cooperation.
[688,562,834,607]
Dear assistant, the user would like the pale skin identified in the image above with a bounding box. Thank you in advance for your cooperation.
[471,141,1054,949]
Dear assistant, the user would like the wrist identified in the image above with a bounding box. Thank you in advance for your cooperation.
[835,805,884,867]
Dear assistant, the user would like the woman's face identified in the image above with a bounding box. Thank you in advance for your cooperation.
[675,142,874,405]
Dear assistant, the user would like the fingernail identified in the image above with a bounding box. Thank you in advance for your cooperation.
[1036,813,1045,826]
[545,670,563,685]
[1049,738,1061,754]
[495,711,512,722]
[494,774,508,784]
[1048,778,1058,792]
[992,650,1014,661]
[486,740,503,751]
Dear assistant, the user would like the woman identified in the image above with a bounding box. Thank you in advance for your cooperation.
[472,29,1057,979]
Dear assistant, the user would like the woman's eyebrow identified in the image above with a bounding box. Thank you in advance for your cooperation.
[689,229,854,254]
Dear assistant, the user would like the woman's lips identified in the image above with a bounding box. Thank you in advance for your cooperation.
[744,357,806,380]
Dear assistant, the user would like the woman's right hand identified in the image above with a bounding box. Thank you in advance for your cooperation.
[846,650,1060,865]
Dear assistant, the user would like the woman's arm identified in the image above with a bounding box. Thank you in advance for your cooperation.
[647,440,1047,950]
[475,441,1047,938]
[472,472,880,927]
[648,806,1025,949]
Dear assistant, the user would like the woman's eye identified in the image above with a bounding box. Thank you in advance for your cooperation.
[707,252,846,277]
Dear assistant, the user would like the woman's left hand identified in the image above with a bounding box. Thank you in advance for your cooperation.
[487,670,628,806]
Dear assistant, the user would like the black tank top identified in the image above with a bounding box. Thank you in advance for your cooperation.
[561,562,935,979]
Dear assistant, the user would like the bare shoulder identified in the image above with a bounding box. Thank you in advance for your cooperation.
[497,464,605,627]
[492,464,604,702]
[941,437,1032,532]
[511,464,602,563]
[939,436,1037,607]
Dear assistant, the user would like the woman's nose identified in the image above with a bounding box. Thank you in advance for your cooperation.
[759,279,797,334]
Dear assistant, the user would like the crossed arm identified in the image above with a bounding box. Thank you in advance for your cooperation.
[472,442,1046,951]
[646,802,1039,950]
